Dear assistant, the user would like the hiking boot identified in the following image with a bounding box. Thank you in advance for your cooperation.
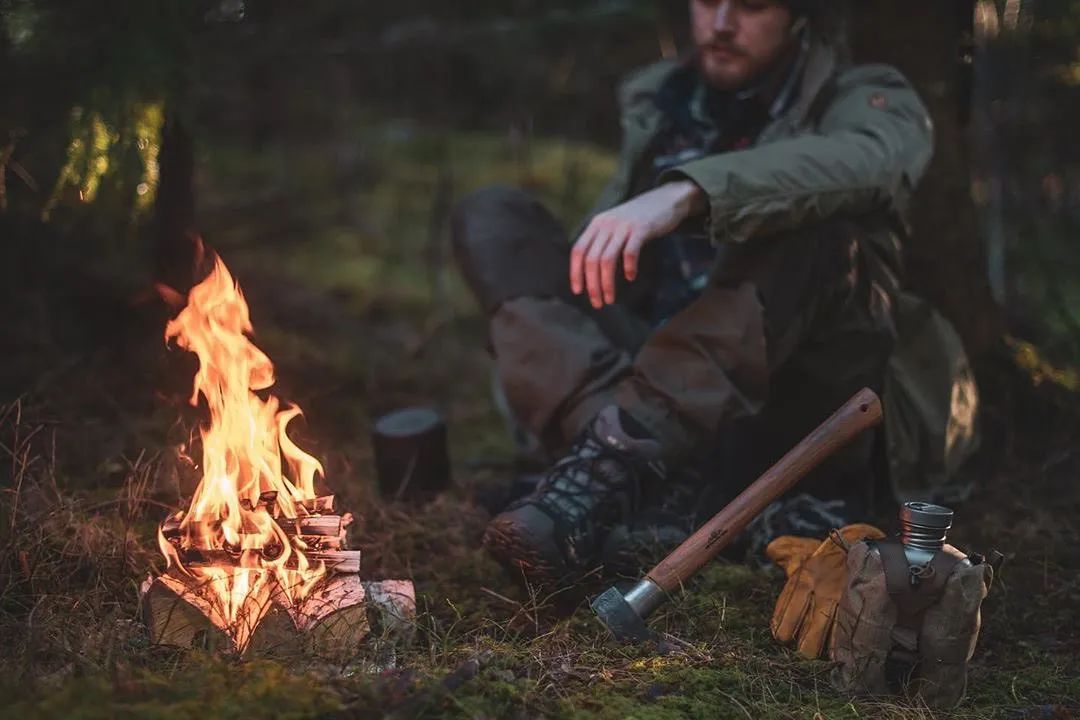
[603,458,805,575]
[598,463,747,576]
[482,405,665,589]
[603,490,864,575]
[600,505,694,578]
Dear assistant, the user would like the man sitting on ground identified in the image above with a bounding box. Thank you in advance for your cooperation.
[453,0,938,588]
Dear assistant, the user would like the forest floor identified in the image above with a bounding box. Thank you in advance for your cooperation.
[0,127,1078,719]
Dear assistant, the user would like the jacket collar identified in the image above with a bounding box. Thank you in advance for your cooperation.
[734,24,812,121]
[771,34,838,132]
[619,33,839,140]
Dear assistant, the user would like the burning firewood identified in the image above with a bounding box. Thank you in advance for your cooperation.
[142,254,414,659]
[141,571,416,661]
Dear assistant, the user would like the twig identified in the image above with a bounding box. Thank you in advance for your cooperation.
[480,585,539,631]
[479,586,521,607]
[716,688,754,720]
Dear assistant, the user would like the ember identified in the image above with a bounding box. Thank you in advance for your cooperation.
[142,254,413,657]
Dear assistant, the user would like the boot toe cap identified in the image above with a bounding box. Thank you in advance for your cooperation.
[483,504,570,586]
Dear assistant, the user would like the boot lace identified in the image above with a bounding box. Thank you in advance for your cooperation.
[531,432,650,525]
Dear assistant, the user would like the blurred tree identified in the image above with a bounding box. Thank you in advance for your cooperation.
[0,0,206,288]
[986,0,1080,360]
[852,0,1004,357]
[5,0,1071,363]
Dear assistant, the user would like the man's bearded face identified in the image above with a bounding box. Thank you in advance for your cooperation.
[690,0,797,91]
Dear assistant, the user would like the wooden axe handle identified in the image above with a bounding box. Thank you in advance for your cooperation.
[646,387,883,592]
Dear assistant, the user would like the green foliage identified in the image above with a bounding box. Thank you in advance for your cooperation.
[975,0,1080,368]
[1007,336,1080,391]
[1,0,195,242]
[1028,0,1080,77]
[202,124,615,324]
[40,102,164,232]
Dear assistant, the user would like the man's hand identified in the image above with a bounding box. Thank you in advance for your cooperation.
[570,180,706,308]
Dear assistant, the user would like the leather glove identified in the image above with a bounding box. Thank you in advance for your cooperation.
[766,523,885,659]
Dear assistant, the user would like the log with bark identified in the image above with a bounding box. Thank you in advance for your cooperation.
[142,495,414,660]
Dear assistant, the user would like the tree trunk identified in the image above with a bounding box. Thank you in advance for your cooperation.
[154,112,198,293]
[851,0,1003,357]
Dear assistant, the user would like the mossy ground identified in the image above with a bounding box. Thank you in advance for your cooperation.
[1,125,1077,720]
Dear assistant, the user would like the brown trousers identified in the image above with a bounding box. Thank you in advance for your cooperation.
[452,186,902,503]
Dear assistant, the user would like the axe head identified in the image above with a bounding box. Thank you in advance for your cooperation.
[590,579,665,643]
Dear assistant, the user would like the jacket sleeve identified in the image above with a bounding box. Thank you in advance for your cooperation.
[658,64,934,243]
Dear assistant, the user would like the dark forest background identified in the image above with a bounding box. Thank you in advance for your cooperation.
[0,1,1078,718]
[5,0,1080,368]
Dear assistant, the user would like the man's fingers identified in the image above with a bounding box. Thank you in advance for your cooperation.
[600,224,631,305]
[622,229,650,282]
[570,222,598,295]
[585,227,616,309]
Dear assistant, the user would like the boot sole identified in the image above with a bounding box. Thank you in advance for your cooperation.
[483,505,571,590]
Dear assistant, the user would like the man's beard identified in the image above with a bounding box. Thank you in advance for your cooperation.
[697,44,751,92]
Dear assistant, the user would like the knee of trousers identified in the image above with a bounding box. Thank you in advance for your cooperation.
[451,185,572,314]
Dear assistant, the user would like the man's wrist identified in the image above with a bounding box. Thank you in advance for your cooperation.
[667,179,707,218]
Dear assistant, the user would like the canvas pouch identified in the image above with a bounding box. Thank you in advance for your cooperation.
[829,538,994,709]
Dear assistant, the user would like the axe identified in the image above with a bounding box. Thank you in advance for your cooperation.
[591,387,883,642]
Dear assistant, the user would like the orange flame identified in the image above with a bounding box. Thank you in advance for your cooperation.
[158,255,327,653]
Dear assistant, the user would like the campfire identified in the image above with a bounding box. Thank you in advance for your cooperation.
[141,254,413,658]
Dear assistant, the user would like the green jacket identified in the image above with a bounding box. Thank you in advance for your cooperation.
[589,41,934,245]
[590,42,978,504]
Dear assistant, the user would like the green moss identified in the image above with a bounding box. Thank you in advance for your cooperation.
[965,655,1080,714]
[5,656,341,720]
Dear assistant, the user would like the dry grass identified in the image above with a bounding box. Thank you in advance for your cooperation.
[1,357,1078,720]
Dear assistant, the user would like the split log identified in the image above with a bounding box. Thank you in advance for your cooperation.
[162,510,350,560]
[140,573,231,651]
[295,515,347,551]
[145,492,411,660]
[300,535,342,551]
[310,550,362,574]
[299,496,335,514]
[243,603,307,656]
[295,574,370,660]
[140,571,414,659]
[144,568,280,654]
[247,575,370,659]
[163,508,342,539]
[361,579,417,663]
[296,515,342,536]
[140,571,368,659]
